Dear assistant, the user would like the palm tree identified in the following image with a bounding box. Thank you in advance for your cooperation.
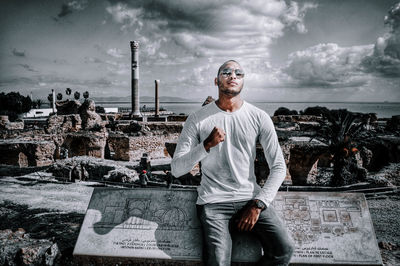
[66,88,72,96]
[36,99,42,108]
[317,109,368,186]
[74,91,80,100]
[47,93,53,104]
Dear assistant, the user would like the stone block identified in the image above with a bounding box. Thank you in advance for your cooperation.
[107,134,132,161]
[74,189,382,265]
[0,139,55,167]
[286,137,329,185]
[63,132,107,159]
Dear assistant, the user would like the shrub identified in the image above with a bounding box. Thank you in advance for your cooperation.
[273,107,298,116]
[0,92,32,121]
[95,106,105,113]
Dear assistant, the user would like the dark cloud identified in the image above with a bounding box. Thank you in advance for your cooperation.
[12,48,25,57]
[361,2,400,77]
[105,1,306,59]
[54,0,89,20]
[57,4,73,18]
[107,0,219,33]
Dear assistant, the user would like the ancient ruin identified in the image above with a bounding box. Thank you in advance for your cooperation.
[1,97,399,265]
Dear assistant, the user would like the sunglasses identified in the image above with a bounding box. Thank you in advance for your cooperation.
[220,68,245,79]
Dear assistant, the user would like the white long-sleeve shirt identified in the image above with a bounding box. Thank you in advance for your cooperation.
[171,101,286,207]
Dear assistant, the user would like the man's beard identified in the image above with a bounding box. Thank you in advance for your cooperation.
[218,81,243,96]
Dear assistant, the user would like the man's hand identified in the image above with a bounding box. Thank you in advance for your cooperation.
[237,204,261,232]
[203,126,225,152]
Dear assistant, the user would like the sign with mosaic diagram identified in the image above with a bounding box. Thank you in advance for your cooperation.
[74,189,382,265]
[271,192,382,265]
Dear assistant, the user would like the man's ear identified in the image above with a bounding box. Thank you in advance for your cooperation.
[214,77,219,86]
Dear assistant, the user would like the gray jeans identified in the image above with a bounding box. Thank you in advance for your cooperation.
[197,201,294,266]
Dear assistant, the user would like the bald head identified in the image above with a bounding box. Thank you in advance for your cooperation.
[217,60,242,77]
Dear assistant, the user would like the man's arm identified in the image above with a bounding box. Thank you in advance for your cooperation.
[254,113,286,207]
[171,114,207,177]
[237,113,286,231]
[171,114,226,177]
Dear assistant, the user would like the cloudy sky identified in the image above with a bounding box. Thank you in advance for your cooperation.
[1,0,399,102]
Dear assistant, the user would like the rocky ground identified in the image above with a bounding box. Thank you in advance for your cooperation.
[0,170,399,265]
[368,196,400,265]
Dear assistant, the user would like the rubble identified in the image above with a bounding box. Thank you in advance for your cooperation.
[0,228,60,266]
[45,114,81,134]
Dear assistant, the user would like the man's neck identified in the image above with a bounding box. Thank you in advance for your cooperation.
[216,95,243,113]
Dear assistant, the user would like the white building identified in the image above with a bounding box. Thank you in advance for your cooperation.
[23,108,53,118]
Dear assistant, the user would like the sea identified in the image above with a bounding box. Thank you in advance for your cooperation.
[97,101,400,118]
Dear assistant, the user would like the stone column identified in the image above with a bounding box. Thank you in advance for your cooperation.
[155,80,160,117]
[130,41,141,117]
[52,89,56,113]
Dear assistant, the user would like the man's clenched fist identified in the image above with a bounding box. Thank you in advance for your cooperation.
[203,126,225,152]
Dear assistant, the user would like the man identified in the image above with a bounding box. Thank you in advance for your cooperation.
[171,60,294,266]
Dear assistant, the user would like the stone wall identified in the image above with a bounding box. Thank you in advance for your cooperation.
[0,140,55,167]
[62,132,107,159]
[140,122,183,134]
[107,133,132,161]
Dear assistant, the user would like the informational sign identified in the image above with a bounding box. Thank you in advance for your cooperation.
[73,189,382,265]
[273,192,382,265]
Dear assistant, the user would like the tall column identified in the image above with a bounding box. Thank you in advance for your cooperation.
[155,80,160,117]
[52,89,56,113]
[130,41,141,117]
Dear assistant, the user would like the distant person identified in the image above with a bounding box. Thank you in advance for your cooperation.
[171,60,294,265]
[139,170,149,187]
